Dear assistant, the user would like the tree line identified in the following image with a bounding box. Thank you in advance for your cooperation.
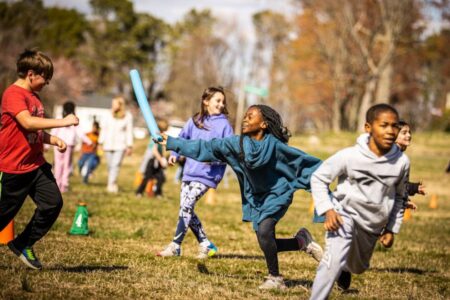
[0,0,448,132]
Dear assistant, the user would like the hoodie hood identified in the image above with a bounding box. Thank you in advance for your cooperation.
[242,134,277,169]
[200,114,228,129]
[356,133,402,162]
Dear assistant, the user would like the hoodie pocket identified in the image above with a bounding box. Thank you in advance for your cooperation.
[347,199,389,231]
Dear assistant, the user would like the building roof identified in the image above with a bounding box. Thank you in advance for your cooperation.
[75,93,114,109]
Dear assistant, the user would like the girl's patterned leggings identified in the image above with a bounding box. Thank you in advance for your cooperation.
[172,181,209,245]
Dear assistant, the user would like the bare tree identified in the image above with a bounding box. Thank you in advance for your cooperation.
[343,0,418,130]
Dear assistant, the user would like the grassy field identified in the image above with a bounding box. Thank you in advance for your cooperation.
[1,132,449,299]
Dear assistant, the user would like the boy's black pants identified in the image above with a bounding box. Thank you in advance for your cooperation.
[0,163,63,250]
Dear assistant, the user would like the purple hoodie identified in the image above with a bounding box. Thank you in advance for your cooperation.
[172,114,233,188]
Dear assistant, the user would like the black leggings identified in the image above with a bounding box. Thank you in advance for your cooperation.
[256,218,300,276]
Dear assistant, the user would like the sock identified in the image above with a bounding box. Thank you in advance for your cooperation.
[200,240,210,247]
[296,235,306,250]
[171,242,181,249]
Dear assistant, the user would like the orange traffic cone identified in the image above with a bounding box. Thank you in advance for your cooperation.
[309,199,315,216]
[0,220,14,244]
[205,188,216,205]
[403,208,412,221]
[429,194,438,209]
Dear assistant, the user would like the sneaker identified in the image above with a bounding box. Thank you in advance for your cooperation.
[295,227,323,262]
[337,271,351,291]
[258,275,287,290]
[156,242,181,257]
[7,242,42,270]
[107,184,118,193]
[197,242,218,259]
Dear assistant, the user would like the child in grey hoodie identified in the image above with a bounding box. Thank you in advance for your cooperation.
[309,104,410,300]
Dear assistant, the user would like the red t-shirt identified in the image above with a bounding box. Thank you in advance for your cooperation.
[0,84,46,173]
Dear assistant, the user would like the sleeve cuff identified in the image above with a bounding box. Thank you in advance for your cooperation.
[315,201,335,216]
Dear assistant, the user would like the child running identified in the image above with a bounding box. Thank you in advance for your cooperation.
[0,49,79,269]
[157,86,233,258]
[136,119,169,198]
[309,104,410,299]
[78,120,101,184]
[158,104,323,289]
[395,120,425,210]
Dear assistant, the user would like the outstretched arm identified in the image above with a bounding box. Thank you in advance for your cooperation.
[16,110,78,131]
[159,134,234,163]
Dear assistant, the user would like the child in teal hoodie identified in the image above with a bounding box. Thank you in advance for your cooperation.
[159,104,323,289]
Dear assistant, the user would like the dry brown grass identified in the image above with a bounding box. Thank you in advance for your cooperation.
[1,132,449,299]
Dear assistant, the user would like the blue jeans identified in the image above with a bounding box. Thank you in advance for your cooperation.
[78,153,100,183]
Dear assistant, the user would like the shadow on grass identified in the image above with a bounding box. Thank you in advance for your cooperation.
[339,288,359,295]
[285,279,313,289]
[0,265,128,273]
[48,265,129,273]
[214,253,264,260]
[371,267,434,275]
[197,263,258,279]
[198,263,315,289]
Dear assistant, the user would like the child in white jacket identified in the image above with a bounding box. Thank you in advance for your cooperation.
[309,104,410,300]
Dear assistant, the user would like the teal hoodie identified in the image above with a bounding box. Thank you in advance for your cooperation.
[166,133,322,230]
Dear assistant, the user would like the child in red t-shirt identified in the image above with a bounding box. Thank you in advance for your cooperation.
[0,49,79,270]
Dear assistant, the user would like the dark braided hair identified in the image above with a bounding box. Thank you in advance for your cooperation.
[239,105,291,162]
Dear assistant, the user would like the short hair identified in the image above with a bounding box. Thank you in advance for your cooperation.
[62,101,75,117]
[16,49,53,80]
[366,103,399,124]
[157,119,169,132]
[398,120,409,129]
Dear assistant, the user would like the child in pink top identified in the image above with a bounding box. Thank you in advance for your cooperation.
[51,101,90,192]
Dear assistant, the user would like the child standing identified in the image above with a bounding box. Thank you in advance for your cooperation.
[136,119,169,198]
[0,49,79,269]
[309,104,410,299]
[98,96,133,193]
[158,104,323,289]
[157,87,233,259]
[78,120,100,184]
[51,101,91,192]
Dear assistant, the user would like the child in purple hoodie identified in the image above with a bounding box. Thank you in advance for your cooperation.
[157,86,233,259]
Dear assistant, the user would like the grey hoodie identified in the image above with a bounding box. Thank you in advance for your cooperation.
[311,133,410,234]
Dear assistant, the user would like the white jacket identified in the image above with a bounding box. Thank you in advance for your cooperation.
[99,112,133,151]
[311,133,410,234]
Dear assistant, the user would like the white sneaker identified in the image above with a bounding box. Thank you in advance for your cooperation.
[107,184,118,193]
[295,227,323,262]
[197,242,218,259]
[156,242,181,257]
[258,275,287,290]
[306,240,323,262]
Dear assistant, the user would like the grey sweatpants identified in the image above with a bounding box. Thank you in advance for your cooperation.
[310,209,379,300]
